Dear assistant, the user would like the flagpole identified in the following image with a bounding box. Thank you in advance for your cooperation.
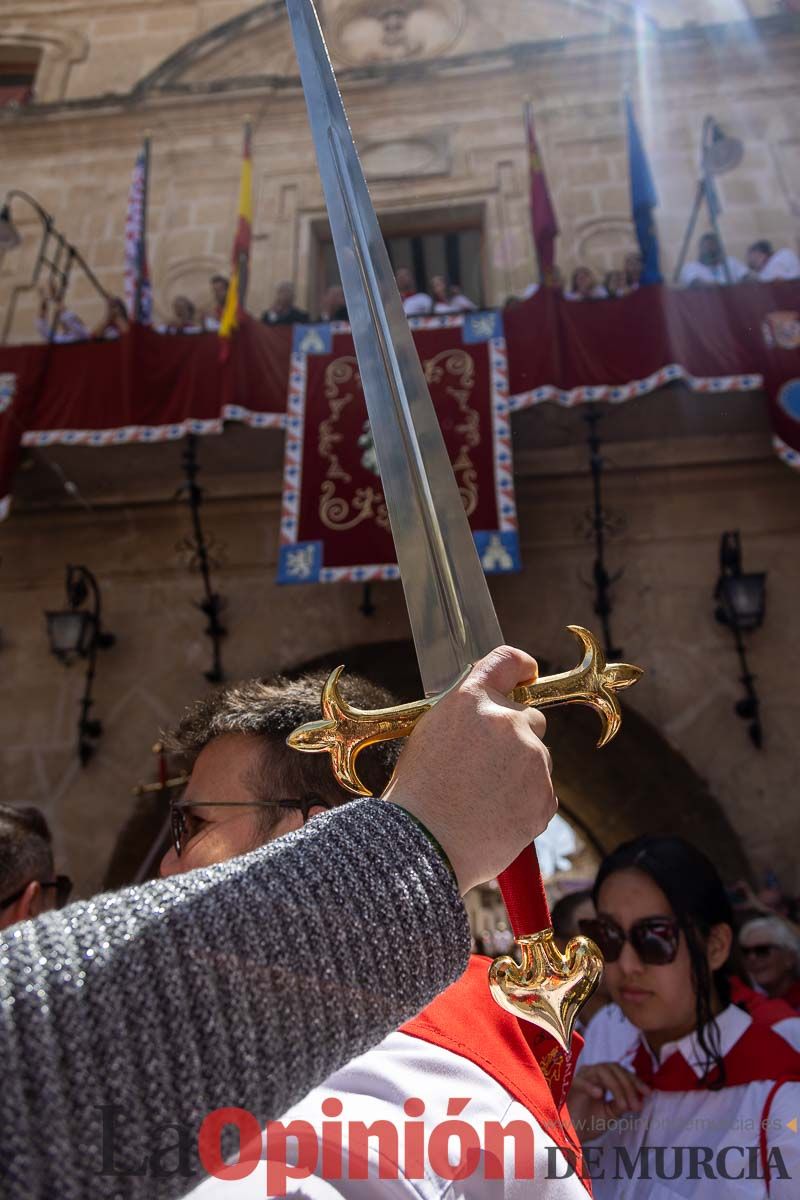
[524,97,558,287]
[238,118,253,313]
[218,117,254,359]
[523,97,539,284]
[135,135,151,322]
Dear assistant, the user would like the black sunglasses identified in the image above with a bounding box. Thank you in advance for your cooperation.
[169,795,330,858]
[0,874,73,911]
[579,915,681,966]
[741,943,778,960]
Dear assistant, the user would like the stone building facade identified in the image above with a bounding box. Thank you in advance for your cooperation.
[1,1,799,899]
[2,0,799,331]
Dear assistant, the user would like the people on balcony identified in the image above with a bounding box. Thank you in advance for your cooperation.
[565,266,607,301]
[35,284,88,344]
[319,284,348,322]
[91,296,130,340]
[261,281,309,326]
[746,239,800,282]
[679,232,748,288]
[395,266,433,316]
[157,296,204,335]
[624,251,643,290]
[202,274,230,331]
[431,274,477,314]
[604,269,629,299]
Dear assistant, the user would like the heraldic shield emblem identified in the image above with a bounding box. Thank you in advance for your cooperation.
[762,310,800,351]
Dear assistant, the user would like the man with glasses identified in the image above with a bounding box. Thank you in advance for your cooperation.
[159,671,401,877]
[167,675,588,1200]
[0,804,72,931]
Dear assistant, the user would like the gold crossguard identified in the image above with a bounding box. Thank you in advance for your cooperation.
[287,625,643,797]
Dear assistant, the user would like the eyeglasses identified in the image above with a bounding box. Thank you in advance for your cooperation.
[169,796,330,858]
[741,943,778,960]
[578,915,681,966]
[0,874,73,911]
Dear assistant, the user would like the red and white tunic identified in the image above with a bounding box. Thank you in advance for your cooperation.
[580,1002,800,1198]
[191,957,591,1198]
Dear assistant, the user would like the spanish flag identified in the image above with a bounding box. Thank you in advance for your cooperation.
[219,121,253,357]
[524,101,559,285]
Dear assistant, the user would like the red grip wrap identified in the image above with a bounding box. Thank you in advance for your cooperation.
[497,843,552,939]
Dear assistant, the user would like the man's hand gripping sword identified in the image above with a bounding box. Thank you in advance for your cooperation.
[289,626,641,795]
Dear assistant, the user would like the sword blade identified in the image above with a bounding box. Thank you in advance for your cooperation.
[286,0,503,694]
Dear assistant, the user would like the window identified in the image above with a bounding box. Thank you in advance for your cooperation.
[315,203,486,312]
[0,46,41,107]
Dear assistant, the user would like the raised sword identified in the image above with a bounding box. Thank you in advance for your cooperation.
[284,0,642,1050]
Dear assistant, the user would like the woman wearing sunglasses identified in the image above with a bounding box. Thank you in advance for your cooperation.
[569,835,800,1198]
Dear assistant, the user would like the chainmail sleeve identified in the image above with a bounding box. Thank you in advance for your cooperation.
[0,798,471,1199]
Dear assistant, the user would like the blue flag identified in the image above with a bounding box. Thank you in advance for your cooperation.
[625,95,662,285]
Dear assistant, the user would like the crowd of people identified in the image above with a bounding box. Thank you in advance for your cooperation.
[33,231,800,346]
[1,653,798,1197]
[505,235,800,308]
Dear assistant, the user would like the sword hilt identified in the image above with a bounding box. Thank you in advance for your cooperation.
[287,625,642,796]
[287,624,640,1048]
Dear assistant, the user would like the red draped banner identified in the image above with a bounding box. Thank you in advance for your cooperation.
[1,283,799,521]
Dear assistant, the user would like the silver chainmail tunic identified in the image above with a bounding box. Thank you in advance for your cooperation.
[0,798,471,1198]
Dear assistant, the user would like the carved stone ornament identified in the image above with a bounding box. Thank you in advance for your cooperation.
[359,130,451,180]
[328,0,466,67]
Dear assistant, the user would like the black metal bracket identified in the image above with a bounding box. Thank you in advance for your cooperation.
[67,566,115,766]
[359,583,376,617]
[176,435,226,683]
[582,404,623,659]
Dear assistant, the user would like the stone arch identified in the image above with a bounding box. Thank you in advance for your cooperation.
[132,3,286,98]
[575,215,639,275]
[154,254,230,320]
[0,23,88,103]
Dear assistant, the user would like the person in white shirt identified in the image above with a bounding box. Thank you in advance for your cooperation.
[569,835,800,1199]
[396,266,433,316]
[746,240,800,283]
[203,274,230,332]
[678,233,748,287]
[431,273,478,314]
[564,267,607,301]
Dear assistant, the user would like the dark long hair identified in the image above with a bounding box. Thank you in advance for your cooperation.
[593,835,734,1089]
